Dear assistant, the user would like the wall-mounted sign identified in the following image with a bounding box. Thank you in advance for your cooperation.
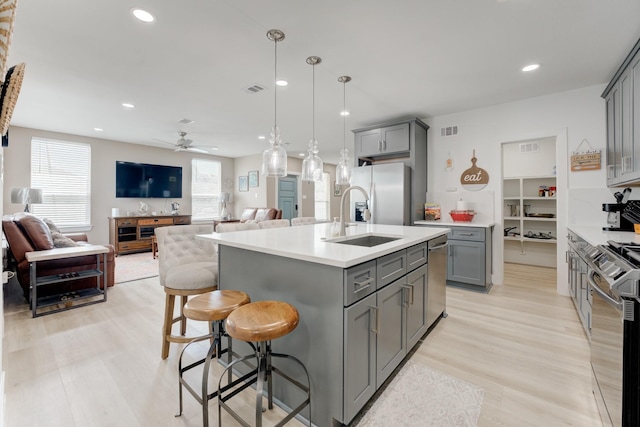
[571,139,601,172]
[460,150,489,191]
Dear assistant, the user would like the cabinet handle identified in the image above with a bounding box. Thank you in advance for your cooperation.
[458,233,474,237]
[369,305,379,334]
[382,140,387,151]
[402,284,414,305]
[354,277,374,292]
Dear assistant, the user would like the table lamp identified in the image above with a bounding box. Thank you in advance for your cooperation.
[11,187,42,212]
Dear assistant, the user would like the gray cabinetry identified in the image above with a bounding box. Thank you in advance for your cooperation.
[566,231,591,337]
[355,123,409,157]
[427,225,492,291]
[603,38,640,186]
[343,244,429,423]
[352,118,428,223]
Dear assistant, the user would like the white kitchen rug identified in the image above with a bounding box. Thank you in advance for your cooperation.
[356,360,485,427]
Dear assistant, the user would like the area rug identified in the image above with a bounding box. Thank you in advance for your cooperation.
[114,252,159,283]
[356,360,485,427]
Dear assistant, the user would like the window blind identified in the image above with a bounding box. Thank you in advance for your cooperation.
[30,138,91,227]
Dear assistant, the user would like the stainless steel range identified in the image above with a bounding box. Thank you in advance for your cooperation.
[582,240,640,427]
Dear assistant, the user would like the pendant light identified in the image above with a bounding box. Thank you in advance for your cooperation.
[261,29,288,177]
[336,75,352,185]
[301,56,324,182]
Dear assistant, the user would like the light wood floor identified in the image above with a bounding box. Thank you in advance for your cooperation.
[2,263,602,427]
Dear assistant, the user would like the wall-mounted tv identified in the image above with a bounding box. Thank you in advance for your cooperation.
[115,161,182,198]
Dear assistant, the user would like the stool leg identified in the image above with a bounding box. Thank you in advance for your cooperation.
[162,293,176,359]
[200,321,221,427]
[180,295,188,336]
[266,341,274,410]
[255,343,268,427]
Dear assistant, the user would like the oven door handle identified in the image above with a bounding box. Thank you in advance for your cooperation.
[588,270,624,311]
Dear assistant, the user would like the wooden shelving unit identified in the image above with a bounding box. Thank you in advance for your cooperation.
[108,215,191,255]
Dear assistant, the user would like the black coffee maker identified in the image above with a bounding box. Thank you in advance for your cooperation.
[603,187,634,231]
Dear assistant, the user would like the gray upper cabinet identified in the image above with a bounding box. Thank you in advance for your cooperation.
[604,38,640,187]
[355,123,409,157]
[352,118,429,223]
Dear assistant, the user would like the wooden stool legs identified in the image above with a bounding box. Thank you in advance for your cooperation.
[162,287,216,360]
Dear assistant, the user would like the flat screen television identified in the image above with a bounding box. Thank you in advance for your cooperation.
[115,161,182,198]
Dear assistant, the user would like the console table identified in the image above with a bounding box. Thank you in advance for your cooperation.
[26,245,108,317]
[108,215,191,256]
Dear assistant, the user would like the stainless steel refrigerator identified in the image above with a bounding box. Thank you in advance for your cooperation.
[350,162,411,225]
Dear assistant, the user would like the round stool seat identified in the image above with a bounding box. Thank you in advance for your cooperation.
[226,300,299,342]
[183,290,251,322]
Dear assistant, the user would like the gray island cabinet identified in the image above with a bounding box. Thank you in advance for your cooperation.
[199,223,448,426]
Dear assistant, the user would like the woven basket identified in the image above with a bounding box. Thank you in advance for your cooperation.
[0,61,25,135]
[0,0,18,79]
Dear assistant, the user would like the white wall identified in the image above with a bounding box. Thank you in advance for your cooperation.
[425,84,609,294]
[2,126,235,244]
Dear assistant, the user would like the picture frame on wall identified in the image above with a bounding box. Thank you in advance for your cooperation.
[239,176,248,192]
[248,170,259,187]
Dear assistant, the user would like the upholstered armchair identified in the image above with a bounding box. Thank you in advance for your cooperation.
[257,219,290,229]
[238,207,282,223]
[291,217,317,226]
[155,224,217,359]
[215,222,259,233]
[2,213,115,300]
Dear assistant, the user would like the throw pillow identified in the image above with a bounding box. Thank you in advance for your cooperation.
[15,213,54,250]
[51,232,79,248]
[43,217,60,233]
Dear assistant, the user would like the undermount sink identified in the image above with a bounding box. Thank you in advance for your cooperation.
[329,234,401,247]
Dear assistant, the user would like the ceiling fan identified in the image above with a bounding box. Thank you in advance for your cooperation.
[153,132,217,154]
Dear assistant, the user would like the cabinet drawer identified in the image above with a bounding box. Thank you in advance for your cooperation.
[138,218,173,226]
[449,227,485,241]
[173,216,191,225]
[344,260,376,307]
[406,242,427,272]
[118,241,150,251]
[377,250,407,288]
[116,219,137,227]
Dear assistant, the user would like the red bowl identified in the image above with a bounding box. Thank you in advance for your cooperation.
[449,210,476,222]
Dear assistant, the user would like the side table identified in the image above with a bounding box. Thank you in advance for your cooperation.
[26,245,109,318]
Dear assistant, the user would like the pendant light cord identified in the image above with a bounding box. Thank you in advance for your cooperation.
[274,40,278,131]
[312,63,316,140]
[342,79,346,151]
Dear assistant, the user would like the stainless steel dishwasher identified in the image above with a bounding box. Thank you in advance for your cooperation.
[427,234,448,328]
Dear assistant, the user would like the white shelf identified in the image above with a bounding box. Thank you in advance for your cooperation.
[502,176,557,243]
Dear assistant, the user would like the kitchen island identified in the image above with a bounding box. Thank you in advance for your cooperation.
[198,223,449,426]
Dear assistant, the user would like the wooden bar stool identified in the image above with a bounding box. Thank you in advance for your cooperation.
[218,300,311,427]
[176,290,251,427]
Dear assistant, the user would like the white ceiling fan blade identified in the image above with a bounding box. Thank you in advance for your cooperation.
[152,137,176,147]
[187,147,208,154]
[192,144,219,151]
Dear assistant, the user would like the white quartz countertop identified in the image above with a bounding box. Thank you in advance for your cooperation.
[569,225,640,246]
[197,223,450,268]
[414,220,496,228]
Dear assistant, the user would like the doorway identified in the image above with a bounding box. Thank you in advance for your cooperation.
[501,137,557,268]
[278,175,298,220]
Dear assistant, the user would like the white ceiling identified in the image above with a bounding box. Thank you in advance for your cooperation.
[7,0,640,164]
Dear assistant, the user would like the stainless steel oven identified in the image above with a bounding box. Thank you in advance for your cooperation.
[584,242,640,427]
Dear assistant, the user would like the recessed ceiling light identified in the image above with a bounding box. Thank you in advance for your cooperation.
[522,64,540,72]
[340,110,350,116]
[276,80,288,87]
[94,127,103,132]
[131,8,154,23]
[299,153,305,157]
[258,135,266,140]
[122,103,135,108]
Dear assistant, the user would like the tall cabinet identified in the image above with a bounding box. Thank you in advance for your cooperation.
[603,38,640,187]
[352,118,429,224]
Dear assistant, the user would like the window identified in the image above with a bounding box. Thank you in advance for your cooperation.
[314,172,330,221]
[191,158,221,220]
[31,138,91,227]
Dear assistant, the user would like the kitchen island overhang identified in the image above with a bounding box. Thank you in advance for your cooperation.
[197,223,449,426]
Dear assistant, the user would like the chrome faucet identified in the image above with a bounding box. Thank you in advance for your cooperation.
[339,185,370,236]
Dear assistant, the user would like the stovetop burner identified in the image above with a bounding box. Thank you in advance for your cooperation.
[607,240,640,267]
